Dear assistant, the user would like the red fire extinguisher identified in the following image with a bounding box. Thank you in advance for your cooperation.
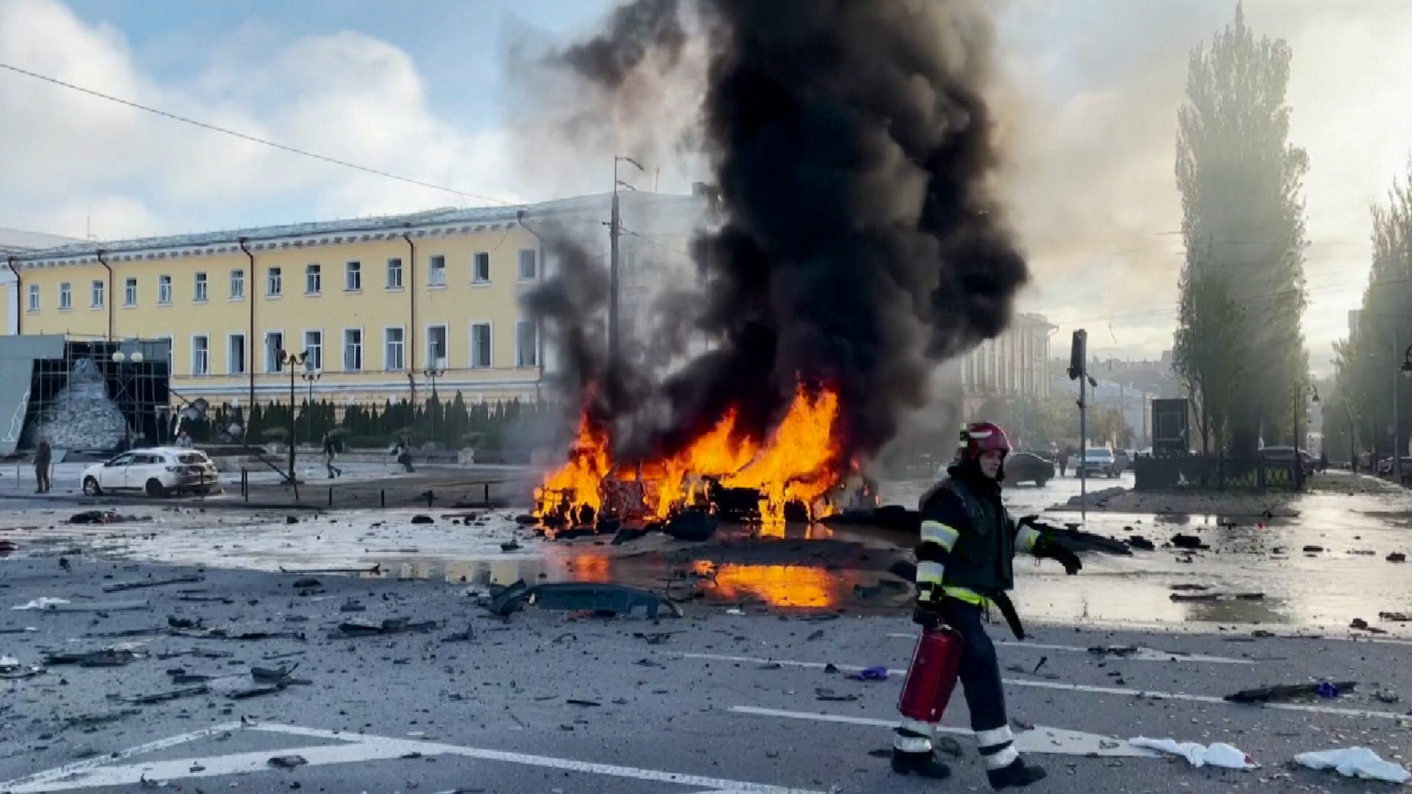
[897,625,965,722]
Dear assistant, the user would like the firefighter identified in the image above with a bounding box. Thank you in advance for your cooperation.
[892,421,1083,789]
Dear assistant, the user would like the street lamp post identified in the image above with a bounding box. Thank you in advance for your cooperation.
[1294,384,1319,489]
[276,349,309,483]
[424,366,447,443]
[301,370,321,445]
[111,350,144,450]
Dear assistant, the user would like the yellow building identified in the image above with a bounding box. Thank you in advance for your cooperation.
[3,191,706,410]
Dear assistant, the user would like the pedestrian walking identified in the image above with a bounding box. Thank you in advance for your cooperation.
[322,432,343,479]
[892,421,1083,788]
[34,437,52,494]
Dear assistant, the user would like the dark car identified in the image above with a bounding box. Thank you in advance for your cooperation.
[1004,451,1056,487]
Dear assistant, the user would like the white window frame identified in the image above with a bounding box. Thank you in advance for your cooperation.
[473,251,491,284]
[230,269,245,300]
[227,333,246,375]
[193,272,208,303]
[425,323,449,369]
[123,278,137,307]
[342,327,363,372]
[190,334,210,377]
[428,255,446,287]
[305,264,321,295]
[158,275,173,305]
[303,329,323,371]
[516,320,538,367]
[470,321,492,369]
[517,248,537,281]
[90,279,104,308]
[267,267,283,297]
[264,331,285,373]
[386,257,403,290]
[345,261,362,292]
[27,284,38,312]
[383,326,405,371]
[58,282,71,311]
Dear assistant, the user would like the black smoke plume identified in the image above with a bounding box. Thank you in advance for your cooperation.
[529,0,1028,466]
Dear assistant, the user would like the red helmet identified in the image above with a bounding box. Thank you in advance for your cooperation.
[960,422,1011,460]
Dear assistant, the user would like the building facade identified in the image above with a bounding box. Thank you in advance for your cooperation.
[960,313,1056,410]
[3,192,705,409]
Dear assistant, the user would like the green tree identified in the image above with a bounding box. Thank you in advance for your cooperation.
[1176,3,1309,456]
[1173,252,1245,455]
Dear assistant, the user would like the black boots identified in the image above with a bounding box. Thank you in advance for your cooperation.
[987,757,1047,790]
[891,749,953,779]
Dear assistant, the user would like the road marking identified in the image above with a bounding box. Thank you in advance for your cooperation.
[0,722,825,794]
[677,653,1408,721]
[728,706,1158,758]
[884,633,1254,664]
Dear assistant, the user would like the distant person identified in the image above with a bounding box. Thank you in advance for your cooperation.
[322,432,343,479]
[1057,448,1069,477]
[392,432,415,473]
[1318,451,1328,474]
[175,430,193,448]
[34,437,52,494]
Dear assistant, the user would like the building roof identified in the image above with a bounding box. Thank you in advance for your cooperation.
[6,191,709,269]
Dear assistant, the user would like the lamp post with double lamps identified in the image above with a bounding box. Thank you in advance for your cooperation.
[275,349,310,483]
[424,364,447,444]
[301,369,321,446]
[110,350,144,450]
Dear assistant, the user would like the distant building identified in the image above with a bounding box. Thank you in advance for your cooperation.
[1,226,88,335]
[960,313,1056,418]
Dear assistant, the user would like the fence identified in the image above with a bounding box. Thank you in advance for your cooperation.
[1133,455,1305,493]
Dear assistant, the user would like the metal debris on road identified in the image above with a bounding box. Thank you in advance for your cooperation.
[335,617,440,637]
[44,648,137,667]
[102,575,205,593]
[1225,681,1357,704]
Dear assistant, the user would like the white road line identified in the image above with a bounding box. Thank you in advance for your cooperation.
[884,634,1254,664]
[0,721,243,791]
[676,652,1408,721]
[0,722,826,794]
[727,706,1158,758]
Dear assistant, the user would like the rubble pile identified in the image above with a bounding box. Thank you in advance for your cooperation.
[25,357,128,451]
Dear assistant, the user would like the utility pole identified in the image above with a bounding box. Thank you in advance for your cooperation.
[609,156,645,365]
[1068,330,1092,522]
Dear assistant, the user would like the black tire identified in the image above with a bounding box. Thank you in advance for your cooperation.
[145,479,166,498]
[1035,477,1048,487]
[83,476,102,496]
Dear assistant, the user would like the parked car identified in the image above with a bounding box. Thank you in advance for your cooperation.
[1004,452,1056,487]
[81,448,221,497]
[1259,446,1315,477]
[1078,447,1120,478]
[1113,449,1132,472]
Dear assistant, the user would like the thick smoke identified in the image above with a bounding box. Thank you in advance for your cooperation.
[527,0,1027,466]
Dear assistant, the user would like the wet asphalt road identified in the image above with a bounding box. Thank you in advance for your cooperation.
[3,555,1412,794]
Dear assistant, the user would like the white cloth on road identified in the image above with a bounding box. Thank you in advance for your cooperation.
[1294,748,1410,783]
[1129,737,1256,769]
[11,597,70,611]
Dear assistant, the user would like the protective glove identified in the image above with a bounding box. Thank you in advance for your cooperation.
[912,603,944,630]
[1039,540,1083,575]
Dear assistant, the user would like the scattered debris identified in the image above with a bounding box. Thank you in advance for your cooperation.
[109,685,209,705]
[169,628,306,642]
[166,616,202,630]
[1350,618,1388,634]
[339,600,366,613]
[1170,534,1210,550]
[1379,612,1411,622]
[633,631,680,645]
[566,699,601,707]
[1128,737,1256,770]
[1375,690,1401,704]
[12,598,151,613]
[529,582,683,619]
[68,511,149,525]
[62,709,141,730]
[814,688,858,702]
[1170,592,1265,602]
[278,564,380,576]
[44,649,137,667]
[1389,553,1407,563]
[1224,681,1356,704]
[1293,748,1410,784]
[500,541,522,552]
[410,515,434,524]
[1302,545,1324,553]
[335,618,439,638]
[0,655,44,679]
[848,666,888,682]
[611,527,649,546]
[268,755,308,770]
[291,578,322,590]
[11,597,71,611]
[487,579,532,617]
[102,575,204,593]
[664,510,717,542]
[1125,535,1155,551]
[1169,584,1210,591]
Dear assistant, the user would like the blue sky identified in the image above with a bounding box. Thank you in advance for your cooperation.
[2,0,1409,369]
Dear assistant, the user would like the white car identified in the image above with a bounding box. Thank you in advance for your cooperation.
[81,447,221,497]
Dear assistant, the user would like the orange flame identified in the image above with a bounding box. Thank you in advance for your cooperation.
[534,382,844,525]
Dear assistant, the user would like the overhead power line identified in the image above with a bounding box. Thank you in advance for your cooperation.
[0,60,514,207]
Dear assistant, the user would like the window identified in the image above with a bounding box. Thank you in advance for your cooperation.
[471,322,492,368]
[386,258,403,289]
[27,284,38,312]
[473,252,490,283]
[124,278,137,306]
[228,333,246,375]
[426,325,447,368]
[303,330,323,370]
[345,261,361,292]
[516,320,538,367]
[264,332,284,373]
[159,275,172,305]
[90,280,104,308]
[191,335,209,376]
[267,267,282,297]
[194,272,208,302]
[343,328,363,371]
[518,249,537,280]
[59,282,71,310]
[230,269,245,299]
[384,328,405,370]
[428,255,446,286]
[305,264,321,295]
